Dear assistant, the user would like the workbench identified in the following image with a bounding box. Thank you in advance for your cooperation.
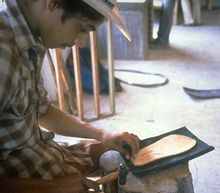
[100,151,194,193]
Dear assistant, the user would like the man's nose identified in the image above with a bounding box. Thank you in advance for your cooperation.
[75,33,88,47]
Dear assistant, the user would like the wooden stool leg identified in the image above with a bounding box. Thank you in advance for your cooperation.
[192,0,201,24]
[207,0,213,10]
[48,49,76,113]
[181,0,194,25]
[72,45,84,120]
[90,31,101,117]
[54,49,65,111]
[107,20,115,114]
[173,0,179,25]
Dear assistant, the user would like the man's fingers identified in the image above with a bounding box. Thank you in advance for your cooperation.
[129,133,140,155]
[102,131,140,160]
[120,133,140,158]
[116,144,131,159]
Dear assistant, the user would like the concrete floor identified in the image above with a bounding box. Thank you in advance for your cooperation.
[56,8,220,193]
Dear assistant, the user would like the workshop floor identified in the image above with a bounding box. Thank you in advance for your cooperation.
[55,8,220,193]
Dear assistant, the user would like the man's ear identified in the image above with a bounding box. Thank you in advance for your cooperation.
[46,0,57,11]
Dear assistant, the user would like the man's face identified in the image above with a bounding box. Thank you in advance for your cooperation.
[39,11,103,48]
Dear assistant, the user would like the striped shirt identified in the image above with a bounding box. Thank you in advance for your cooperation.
[0,0,93,179]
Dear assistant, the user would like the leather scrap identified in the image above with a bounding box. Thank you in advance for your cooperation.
[183,87,220,99]
[115,69,169,88]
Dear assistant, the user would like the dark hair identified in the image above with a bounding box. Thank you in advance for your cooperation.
[54,0,105,22]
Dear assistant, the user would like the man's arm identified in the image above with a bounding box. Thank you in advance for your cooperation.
[0,175,100,193]
[39,104,140,158]
[39,104,104,140]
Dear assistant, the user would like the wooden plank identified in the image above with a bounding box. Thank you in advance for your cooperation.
[96,0,151,60]
[96,171,119,185]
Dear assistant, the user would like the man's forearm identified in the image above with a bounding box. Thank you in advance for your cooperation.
[39,104,105,141]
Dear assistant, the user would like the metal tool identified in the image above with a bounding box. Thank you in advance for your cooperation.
[96,164,129,185]
[118,164,129,185]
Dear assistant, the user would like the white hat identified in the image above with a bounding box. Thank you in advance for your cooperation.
[82,0,131,41]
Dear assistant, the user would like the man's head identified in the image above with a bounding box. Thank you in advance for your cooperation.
[47,0,105,23]
[18,0,129,48]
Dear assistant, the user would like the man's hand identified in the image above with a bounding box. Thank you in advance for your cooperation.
[101,131,140,159]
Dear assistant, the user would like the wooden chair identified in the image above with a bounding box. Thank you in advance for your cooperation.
[49,28,116,121]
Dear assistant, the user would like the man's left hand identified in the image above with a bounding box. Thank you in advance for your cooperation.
[101,131,140,159]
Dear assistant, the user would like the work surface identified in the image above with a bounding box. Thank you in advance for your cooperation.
[100,150,194,193]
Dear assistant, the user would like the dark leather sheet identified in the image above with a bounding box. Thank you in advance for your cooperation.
[125,127,214,177]
[183,87,220,99]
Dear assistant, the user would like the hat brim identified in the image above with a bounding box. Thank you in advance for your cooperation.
[82,0,131,41]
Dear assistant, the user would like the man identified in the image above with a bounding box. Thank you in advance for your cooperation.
[0,0,139,192]
[152,0,176,47]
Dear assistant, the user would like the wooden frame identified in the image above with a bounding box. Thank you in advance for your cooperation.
[49,27,116,121]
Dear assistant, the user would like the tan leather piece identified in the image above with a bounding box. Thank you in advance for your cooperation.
[131,134,197,166]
